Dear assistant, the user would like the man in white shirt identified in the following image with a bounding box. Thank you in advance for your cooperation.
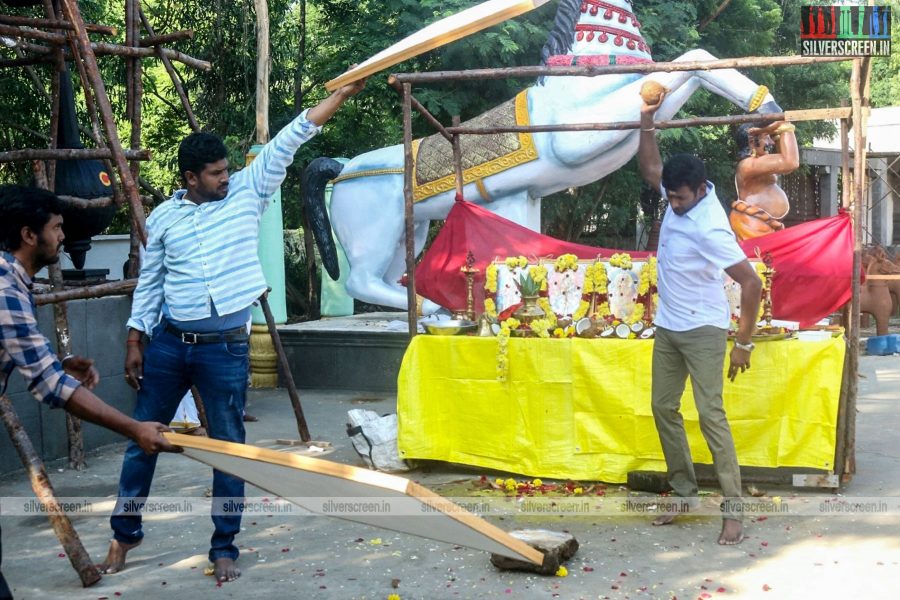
[99,78,365,581]
[637,91,762,545]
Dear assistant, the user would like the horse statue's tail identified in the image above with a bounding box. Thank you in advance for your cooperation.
[302,157,344,280]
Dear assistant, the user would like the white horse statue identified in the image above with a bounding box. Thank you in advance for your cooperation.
[303,0,781,314]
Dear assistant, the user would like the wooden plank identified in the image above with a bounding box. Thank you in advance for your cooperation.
[325,0,549,91]
[391,55,850,85]
[164,432,545,565]
[784,107,867,121]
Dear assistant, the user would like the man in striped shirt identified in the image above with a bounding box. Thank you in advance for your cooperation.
[1,185,179,598]
[100,79,365,582]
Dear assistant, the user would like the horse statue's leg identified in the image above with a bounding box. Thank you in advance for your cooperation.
[542,49,777,170]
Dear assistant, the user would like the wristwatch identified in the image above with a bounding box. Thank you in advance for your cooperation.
[734,340,755,352]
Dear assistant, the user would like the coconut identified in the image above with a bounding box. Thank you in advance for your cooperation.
[640,80,667,105]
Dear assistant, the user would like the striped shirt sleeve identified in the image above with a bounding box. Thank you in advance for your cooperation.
[126,215,168,333]
[229,108,323,213]
[0,285,80,408]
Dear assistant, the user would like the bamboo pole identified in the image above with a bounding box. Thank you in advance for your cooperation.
[138,8,200,132]
[46,54,60,191]
[258,294,310,442]
[0,22,66,43]
[402,83,417,338]
[254,0,270,144]
[451,115,465,199]
[442,107,855,136]
[0,148,151,162]
[33,279,138,306]
[0,14,116,35]
[55,194,153,209]
[0,24,211,71]
[48,262,86,470]
[387,77,452,141]
[68,33,105,148]
[0,394,102,587]
[844,56,872,480]
[139,30,193,47]
[391,54,850,84]
[840,99,851,209]
[0,54,51,68]
[190,386,209,431]
[126,0,143,273]
[88,41,211,71]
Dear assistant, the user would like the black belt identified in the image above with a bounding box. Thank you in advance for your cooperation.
[164,322,249,344]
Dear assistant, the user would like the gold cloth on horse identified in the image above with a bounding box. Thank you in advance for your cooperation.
[412,91,537,202]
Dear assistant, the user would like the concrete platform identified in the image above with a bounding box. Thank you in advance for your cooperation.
[279,312,412,392]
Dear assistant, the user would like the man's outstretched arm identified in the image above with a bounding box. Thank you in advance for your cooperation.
[637,92,665,191]
[235,79,367,203]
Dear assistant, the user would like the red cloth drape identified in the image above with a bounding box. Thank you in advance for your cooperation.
[414,201,648,312]
[738,211,853,327]
[415,201,852,327]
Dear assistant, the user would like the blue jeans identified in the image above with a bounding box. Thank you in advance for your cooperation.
[110,323,249,562]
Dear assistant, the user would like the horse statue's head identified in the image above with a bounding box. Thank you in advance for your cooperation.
[541,0,651,68]
[864,246,900,276]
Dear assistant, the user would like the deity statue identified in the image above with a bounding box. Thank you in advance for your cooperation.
[729,121,800,241]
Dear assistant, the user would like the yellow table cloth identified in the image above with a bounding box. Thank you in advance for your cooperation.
[397,335,845,482]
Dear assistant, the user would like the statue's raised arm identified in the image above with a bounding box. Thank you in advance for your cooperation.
[729,121,800,241]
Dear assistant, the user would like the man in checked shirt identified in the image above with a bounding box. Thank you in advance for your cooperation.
[0,185,179,598]
[101,78,366,582]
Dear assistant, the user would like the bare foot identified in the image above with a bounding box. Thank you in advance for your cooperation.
[652,513,678,526]
[96,539,141,574]
[242,413,259,422]
[214,557,241,582]
[718,519,744,545]
[186,426,207,437]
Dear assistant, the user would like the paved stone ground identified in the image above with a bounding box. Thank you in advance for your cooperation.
[1,355,899,600]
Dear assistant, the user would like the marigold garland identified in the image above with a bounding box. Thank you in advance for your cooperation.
[496,325,511,381]
[485,263,498,293]
[624,303,645,325]
[573,299,590,321]
[505,255,528,269]
[483,298,497,320]
[646,256,658,287]
[529,318,554,338]
[609,252,633,270]
[554,253,579,272]
[538,297,553,317]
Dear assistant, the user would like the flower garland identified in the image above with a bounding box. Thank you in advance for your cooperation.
[529,264,548,292]
[505,255,528,269]
[529,318,554,338]
[539,296,553,317]
[637,256,657,296]
[483,297,497,320]
[554,253,579,272]
[583,262,608,295]
[485,263,498,293]
[609,252,633,270]
[573,299,590,321]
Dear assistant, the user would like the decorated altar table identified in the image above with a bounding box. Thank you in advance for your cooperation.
[397,335,845,482]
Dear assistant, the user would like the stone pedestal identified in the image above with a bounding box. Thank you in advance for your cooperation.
[249,324,278,388]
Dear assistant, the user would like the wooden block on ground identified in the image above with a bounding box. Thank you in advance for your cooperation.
[627,470,672,494]
[490,529,578,575]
